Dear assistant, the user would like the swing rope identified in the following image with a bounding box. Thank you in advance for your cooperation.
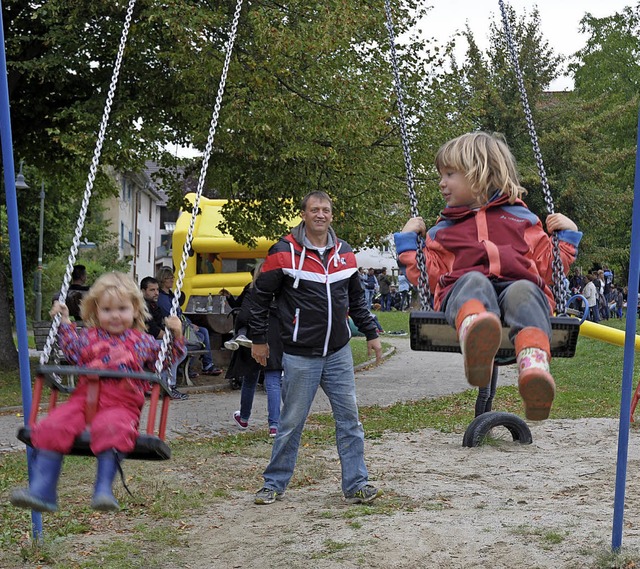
[383,0,431,311]
[40,0,244,380]
[41,0,138,366]
[498,0,569,315]
[155,0,244,377]
[384,0,570,315]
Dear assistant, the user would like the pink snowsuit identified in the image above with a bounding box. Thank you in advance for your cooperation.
[31,323,185,455]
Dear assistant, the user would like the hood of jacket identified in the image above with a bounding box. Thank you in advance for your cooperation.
[290,220,337,251]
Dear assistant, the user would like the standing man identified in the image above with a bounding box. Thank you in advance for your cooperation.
[377,267,393,312]
[363,267,378,309]
[250,191,383,505]
[140,276,189,400]
[53,264,90,320]
[397,272,411,311]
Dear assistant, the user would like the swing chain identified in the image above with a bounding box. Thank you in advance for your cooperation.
[384,0,431,311]
[41,0,138,365]
[156,0,245,375]
[498,0,568,315]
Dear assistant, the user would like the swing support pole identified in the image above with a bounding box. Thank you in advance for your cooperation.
[611,106,640,552]
[0,0,43,541]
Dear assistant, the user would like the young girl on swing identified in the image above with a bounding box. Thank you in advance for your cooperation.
[395,132,582,420]
[10,272,185,513]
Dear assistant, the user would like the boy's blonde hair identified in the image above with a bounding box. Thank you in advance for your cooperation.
[435,132,527,204]
[80,271,150,331]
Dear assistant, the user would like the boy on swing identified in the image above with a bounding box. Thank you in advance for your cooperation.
[395,132,582,420]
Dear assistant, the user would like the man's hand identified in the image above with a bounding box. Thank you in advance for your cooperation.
[252,343,270,366]
[367,337,383,365]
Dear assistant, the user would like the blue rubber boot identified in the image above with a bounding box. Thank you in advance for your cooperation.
[91,450,121,511]
[10,450,64,512]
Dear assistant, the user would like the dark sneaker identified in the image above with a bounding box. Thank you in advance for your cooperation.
[345,484,382,504]
[268,427,278,438]
[170,387,189,400]
[232,411,248,430]
[254,487,284,505]
[202,365,223,376]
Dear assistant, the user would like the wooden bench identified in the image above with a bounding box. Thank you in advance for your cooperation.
[33,320,85,353]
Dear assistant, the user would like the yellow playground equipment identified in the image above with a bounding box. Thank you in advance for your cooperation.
[171,194,295,306]
[579,320,640,421]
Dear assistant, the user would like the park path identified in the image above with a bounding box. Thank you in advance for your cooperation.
[0,336,518,451]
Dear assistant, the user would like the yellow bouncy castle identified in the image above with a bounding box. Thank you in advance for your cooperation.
[172,194,289,306]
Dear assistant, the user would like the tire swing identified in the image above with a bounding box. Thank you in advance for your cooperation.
[384,0,580,447]
[17,0,245,460]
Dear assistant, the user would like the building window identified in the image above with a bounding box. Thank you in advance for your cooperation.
[148,237,152,263]
[137,192,141,213]
[135,229,140,257]
[148,196,153,222]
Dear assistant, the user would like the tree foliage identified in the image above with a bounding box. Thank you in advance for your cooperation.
[4,0,640,371]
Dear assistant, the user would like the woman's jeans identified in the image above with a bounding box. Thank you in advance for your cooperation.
[442,272,552,342]
[239,369,282,429]
[195,326,214,368]
[156,340,187,388]
[262,344,368,496]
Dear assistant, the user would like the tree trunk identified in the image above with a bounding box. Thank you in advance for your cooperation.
[0,269,20,370]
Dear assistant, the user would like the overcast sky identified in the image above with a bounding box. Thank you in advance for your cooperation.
[420,0,635,90]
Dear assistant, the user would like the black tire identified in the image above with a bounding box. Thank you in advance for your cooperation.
[462,411,533,447]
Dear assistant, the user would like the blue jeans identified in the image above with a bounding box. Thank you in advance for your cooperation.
[195,326,214,368]
[380,293,391,311]
[364,288,375,309]
[262,344,369,496]
[442,271,552,342]
[156,340,187,388]
[239,369,282,429]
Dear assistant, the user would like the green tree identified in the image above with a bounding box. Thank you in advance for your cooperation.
[3,0,445,367]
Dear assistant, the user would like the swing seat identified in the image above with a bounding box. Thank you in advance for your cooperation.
[16,427,171,461]
[17,366,173,461]
[409,311,581,361]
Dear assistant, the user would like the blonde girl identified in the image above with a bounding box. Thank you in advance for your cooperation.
[11,272,185,513]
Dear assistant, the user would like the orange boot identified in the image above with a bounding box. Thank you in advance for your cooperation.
[456,300,502,388]
[515,327,555,421]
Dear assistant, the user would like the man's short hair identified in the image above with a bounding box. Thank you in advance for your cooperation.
[140,276,159,290]
[71,264,86,281]
[300,191,333,212]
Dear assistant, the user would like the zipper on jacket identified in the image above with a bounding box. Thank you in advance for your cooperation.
[292,307,300,342]
[323,275,332,356]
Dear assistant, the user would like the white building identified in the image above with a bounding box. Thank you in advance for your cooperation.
[355,237,399,278]
[104,162,175,283]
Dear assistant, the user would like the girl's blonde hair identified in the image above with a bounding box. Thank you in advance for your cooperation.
[435,131,527,204]
[80,271,150,331]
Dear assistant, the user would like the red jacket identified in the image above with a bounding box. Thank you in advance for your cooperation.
[395,193,582,313]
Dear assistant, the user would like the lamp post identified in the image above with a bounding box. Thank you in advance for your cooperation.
[14,164,45,321]
[34,182,45,321]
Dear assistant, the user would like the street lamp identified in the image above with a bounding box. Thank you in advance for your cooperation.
[14,163,45,321]
[15,160,28,190]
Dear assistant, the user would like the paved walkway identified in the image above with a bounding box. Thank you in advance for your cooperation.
[0,336,519,451]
